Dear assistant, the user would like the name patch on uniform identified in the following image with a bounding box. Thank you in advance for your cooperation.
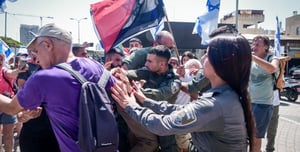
[173,107,197,126]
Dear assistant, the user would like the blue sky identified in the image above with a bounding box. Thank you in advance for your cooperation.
[0,0,299,46]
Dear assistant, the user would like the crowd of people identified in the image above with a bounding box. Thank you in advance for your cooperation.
[0,23,283,152]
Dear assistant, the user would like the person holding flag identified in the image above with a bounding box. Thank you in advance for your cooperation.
[250,35,280,152]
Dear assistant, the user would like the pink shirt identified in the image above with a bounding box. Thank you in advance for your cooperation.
[0,68,14,97]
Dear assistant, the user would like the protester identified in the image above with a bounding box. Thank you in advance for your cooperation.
[250,35,280,152]
[0,23,116,152]
[14,49,60,152]
[103,47,130,152]
[112,34,256,152]
[181,51,197,65]
[0,53,26,152]
[169,57,179,69]
[128,37,143,54]
[104,47,124,71]
[265,90,280,152]
[71,42,90,58]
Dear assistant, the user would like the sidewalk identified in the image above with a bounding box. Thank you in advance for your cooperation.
[262,96,300,152]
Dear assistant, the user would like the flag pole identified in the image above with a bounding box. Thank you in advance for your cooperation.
[162,7,181,65]
[235,0,239,31]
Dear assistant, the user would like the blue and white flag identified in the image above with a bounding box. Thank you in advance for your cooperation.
[150,19,165,40]
[0,0,17,13]
[192,0,220,45]
[274,16,281,57]
[0,0,7,13]
[0,39,14,62]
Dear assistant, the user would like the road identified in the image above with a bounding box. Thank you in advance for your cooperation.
[262,95,300,152]
[279,95,300,124]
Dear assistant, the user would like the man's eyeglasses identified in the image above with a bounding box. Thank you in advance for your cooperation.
[251,43,265,48]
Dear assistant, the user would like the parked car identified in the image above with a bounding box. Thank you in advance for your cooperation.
[289,65,300,79]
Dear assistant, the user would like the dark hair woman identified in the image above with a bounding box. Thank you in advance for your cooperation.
[181,51,197,65]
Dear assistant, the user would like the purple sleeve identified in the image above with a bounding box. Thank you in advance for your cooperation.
[17,72,44,109]
[105,75,116,90]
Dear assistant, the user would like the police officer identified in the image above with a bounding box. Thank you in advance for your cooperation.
[115,45,180,152]
[112,35,256,152]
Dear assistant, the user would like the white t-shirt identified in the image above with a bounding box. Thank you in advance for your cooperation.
[273,90,280,106]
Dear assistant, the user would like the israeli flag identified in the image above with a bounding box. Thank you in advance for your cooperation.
[0,0,17,13]
[0,0,7,13]
[150,19,165,40]
[192,0,220,45]
[274,16,281,57]
[0,39,14,62]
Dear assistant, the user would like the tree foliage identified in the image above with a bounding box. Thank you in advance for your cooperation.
[0,36,24,48]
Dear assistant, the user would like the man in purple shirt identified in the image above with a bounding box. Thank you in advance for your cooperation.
[0,23,116,152]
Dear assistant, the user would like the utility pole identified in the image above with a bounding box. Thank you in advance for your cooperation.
[235,0,239,31]
[70,17,88,43]
[8,12,54,27]
[4,12,54,41]
[4,11,7,41]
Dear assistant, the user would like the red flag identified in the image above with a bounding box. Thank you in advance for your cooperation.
[91,0,135,52]
[91,0,165,52]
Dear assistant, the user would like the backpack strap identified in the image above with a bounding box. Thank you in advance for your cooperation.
[97,69,110,88]
[266,55,279,90]
[56,63,111,88]
[56,63,87,84]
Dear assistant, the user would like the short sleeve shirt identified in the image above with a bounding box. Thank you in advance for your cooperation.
[0,68,14,97]
[249,55,274,105]
[17,58,116,152]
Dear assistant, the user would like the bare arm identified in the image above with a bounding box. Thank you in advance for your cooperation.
[17,79,26,89]
[5,69,21,79]
[0,94,24,115]
[252,55,279,74]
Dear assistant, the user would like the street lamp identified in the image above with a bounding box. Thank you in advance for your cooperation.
[70,17,88,43]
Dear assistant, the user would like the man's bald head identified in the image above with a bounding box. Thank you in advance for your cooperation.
[154,30,175,49]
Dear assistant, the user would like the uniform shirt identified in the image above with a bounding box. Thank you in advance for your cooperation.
[249,55,275,105]
[127,66,181,103]
[122,47,149,70]
[125,85,248,152]
[17,58,116,152]
[187,71,211,94]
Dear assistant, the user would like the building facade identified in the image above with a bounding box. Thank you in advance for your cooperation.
[20,24,39,45]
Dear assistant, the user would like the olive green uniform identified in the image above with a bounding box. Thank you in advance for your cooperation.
[122,47,149,70]
[117,66,181,152]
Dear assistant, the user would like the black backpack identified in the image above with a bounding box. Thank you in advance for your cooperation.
[56,63,118,152]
